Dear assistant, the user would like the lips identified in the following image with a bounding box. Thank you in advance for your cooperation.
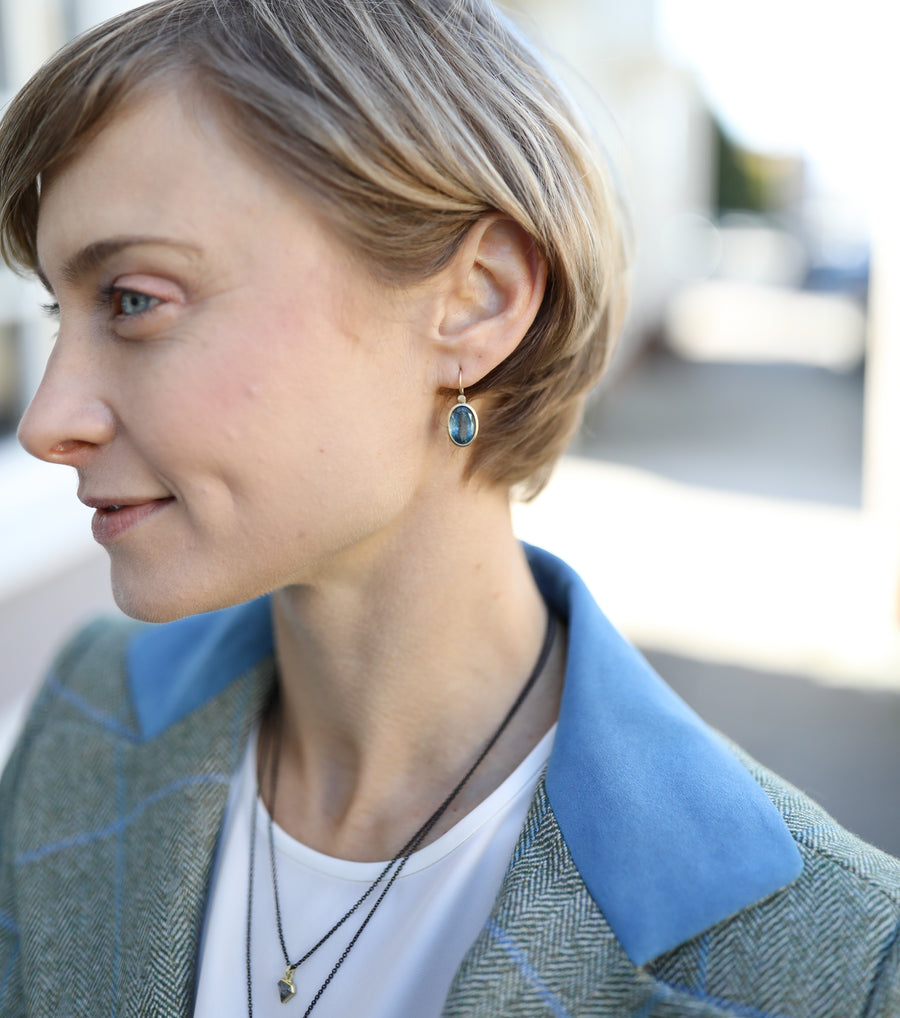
[88,497,175,545]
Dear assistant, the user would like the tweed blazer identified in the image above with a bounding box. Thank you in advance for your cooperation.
[1,546,898,1017]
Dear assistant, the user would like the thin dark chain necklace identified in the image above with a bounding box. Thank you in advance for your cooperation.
[245,610,557,1016]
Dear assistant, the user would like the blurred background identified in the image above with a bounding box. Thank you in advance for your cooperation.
[1,1,898,851]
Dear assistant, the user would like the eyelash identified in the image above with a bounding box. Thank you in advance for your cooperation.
[39,287,162,322]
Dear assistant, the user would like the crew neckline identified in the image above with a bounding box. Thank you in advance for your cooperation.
[242,724,557,881]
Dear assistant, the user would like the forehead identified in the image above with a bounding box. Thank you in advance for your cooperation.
[35,86,305,278]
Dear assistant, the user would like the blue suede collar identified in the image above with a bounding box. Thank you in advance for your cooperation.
[127,544,802,966]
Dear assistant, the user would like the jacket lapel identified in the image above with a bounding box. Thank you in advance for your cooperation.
[442,777,632,1017]
[124,660,274,1016]
[11,633,273,1017]
[442,778,740,1018]
[528,545,801,965]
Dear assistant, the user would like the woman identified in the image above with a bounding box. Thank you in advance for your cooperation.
[0,1,897,1015]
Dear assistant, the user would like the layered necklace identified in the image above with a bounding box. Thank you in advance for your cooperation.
[245,610,557,1016]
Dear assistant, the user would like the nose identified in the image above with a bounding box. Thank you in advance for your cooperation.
[17,332,116,467]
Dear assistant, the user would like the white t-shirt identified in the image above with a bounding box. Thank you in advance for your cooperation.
[194,724,555,1018]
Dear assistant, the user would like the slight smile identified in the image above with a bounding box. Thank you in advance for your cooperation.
[84,497,176,545]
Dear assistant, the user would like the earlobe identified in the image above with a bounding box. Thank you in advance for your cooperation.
[436,214,547,385]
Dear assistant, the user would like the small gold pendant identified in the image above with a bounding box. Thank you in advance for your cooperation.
[277,967,297,1004]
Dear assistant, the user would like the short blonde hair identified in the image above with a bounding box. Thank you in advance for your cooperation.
[0,0,629,497]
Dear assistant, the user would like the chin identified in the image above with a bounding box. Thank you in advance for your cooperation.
[109,568,256,624]
[111,584,195,624]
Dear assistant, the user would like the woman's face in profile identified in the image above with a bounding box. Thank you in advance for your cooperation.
[22,86,446,622]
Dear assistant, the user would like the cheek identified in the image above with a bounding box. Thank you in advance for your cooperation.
[126,295,426,506]
[144,325,285,436]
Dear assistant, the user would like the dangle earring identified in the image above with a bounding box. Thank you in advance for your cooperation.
[448,369,479,447]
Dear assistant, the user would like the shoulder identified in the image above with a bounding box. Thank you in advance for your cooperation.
[7,615,145,769]
[0,613,269,1016]
[41,614,144,717]
[0,617,146,841]
[650,743,900,1016]
[0,600,273,814]
[0,616,143,931]
[7,596,275,763]
[0,607,272,873]
[740,743,900,906]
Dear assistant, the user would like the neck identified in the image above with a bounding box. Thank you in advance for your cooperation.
[267,485,564,861]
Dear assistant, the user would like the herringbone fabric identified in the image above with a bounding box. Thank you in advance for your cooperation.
[1,617,898,1017]
[445,775,900,1017]
[0,617,274,1016]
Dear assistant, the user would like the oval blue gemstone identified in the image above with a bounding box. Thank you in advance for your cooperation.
[448,403,478,446]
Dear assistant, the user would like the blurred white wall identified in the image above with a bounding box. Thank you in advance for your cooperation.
[507,0,714,369]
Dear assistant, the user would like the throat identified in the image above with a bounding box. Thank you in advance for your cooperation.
[258,610,561,861]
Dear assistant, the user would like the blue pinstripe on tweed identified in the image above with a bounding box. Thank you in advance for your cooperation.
[0,615,275,1015]
[44,675,140,742]
[13,772,232,867]
[486,918,574,1017]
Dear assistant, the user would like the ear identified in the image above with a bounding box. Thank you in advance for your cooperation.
[434,214,547,389]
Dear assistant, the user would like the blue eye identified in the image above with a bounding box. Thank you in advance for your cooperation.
[116,290,160,316]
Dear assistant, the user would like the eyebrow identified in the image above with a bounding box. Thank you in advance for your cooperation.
[36,235,202,294]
